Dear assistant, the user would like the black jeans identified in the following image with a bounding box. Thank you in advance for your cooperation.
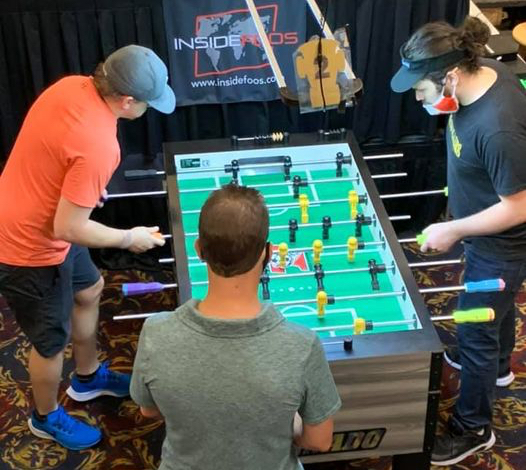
[453,245,526,429]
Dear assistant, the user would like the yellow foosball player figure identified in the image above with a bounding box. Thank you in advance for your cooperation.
[347,236,358,262]
[353,318,367,335]
[312,239,323,265]
[348,190,359,219]
[299,194,309,224]
[316,290,328,318]
[278,242,288,269]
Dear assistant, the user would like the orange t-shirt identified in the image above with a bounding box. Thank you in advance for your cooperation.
[0,76,120,266]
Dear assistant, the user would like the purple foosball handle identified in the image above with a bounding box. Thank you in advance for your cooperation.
[465,279,505,293]
[123,282,164,296]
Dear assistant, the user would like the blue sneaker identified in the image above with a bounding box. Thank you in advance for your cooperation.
[66,362,131,402]
[28,406,101,450]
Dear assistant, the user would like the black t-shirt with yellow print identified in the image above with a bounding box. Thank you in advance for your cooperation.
[447,58,526,259]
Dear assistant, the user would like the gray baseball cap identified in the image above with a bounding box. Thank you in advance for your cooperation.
[103,45,176,114]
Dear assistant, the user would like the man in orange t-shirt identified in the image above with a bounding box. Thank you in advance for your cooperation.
[0,45,175,450]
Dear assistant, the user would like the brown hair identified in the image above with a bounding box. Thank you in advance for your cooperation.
[198,184,269,277]
[403,16,490,86]
[92,63,122,98]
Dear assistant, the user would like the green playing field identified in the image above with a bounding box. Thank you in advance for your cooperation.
[177,165,419,339]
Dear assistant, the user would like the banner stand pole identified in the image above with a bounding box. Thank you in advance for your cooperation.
[244,0,287,90]
[245,0,359,104]
[305,0,356,80]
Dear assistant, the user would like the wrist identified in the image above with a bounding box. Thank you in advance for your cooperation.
[449,219,466,240]
[120,230,133,249]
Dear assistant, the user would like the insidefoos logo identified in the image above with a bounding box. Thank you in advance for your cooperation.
[173,4,299,78]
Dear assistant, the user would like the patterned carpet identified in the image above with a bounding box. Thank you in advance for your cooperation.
[0,242,525,470]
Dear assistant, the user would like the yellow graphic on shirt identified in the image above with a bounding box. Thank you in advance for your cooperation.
[448,115,462,158]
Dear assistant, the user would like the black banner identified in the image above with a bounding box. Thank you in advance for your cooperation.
[163,0,306,105]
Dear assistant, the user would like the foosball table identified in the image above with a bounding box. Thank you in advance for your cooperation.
[161,130,443,469]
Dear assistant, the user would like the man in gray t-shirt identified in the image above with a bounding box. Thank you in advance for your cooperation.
[131,184,341,470]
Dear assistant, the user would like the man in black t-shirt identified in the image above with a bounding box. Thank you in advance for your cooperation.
[391,17,526,467]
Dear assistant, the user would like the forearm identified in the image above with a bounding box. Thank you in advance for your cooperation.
[451,201,526,239]
[293,434,318,451]
[293,417,333,452]
[55,218,127,249]
[294,432,331,452]
[140,406,163,420]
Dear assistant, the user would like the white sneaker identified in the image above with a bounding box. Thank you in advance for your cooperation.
[496,371,515,387]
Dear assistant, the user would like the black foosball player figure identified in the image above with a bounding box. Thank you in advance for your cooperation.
[354,214,371,237]
[224,159,240,185]
[314,264,325,292]
[335,152,352,177]
[292,175,307,198]
[322,216,332,240]
[260,269,270,300]
[283,156,292,181]
[289,219,298,243]
[368,259,386,291]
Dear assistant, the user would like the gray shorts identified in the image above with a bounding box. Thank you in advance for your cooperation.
[0,245,100,358]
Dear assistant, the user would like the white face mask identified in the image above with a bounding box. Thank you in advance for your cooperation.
[423,82,459,116]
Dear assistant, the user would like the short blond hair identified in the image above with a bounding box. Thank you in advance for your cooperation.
[92,63,123,98]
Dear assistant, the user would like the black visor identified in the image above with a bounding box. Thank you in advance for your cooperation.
[391,47,466,93]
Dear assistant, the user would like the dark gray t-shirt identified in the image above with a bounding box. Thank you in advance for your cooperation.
[447,58,526,259]
[130,299,341,470]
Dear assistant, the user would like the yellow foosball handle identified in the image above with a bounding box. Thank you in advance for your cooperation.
[453,308,495,323]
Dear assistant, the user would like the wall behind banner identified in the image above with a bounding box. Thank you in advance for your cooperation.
[0,0,468,168]
[0,0,467,268]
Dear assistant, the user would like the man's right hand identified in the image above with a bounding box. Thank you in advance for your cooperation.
[125,226,165,253]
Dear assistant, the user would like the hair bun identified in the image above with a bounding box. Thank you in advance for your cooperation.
[459,16,490,51]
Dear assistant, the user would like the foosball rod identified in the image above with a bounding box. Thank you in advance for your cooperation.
[185,263,392,286]
[311,307,495,334]
[122,266,374,296]
[104,172,407,201]
[113,280,502,321]
[272,278,505,307]
[121,154,404,183]
[164,240,463,263]
[176,154,401,175]
[125,259,463,296]
[184,215,410,238]
[105,171,408,199]
[178,172,408,195]
[106,190,167,200]
[180,189,445,215]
